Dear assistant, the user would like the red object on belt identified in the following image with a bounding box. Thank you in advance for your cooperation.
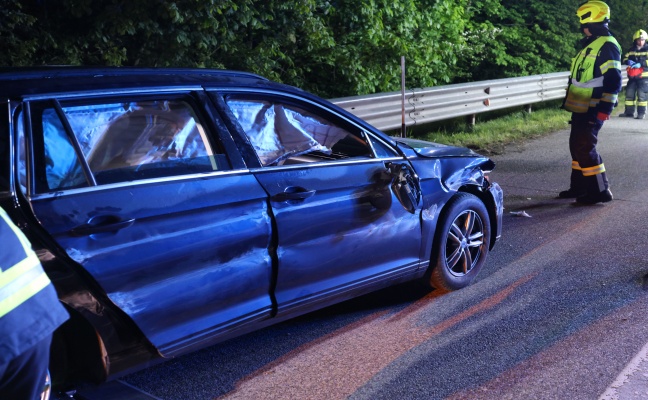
[627,66,643,78]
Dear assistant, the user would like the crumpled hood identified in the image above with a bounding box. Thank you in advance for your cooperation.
[394,137,479,158]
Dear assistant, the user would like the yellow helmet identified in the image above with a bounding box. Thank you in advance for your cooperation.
[576,1,610,24]
[633,29,648,41]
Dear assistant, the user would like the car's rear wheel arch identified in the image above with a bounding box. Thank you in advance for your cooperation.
[50,304,108,390]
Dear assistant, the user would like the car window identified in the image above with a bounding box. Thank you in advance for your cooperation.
[224,97,374,166]
[28,98,226,192]
[368,135,398,158]
[42,108,87,190]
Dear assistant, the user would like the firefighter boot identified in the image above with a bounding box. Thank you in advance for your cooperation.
[558,168,587,198]
[636,105,646,119]
[576,189,613,204]
[620,105,635,117]
[575,173,612,204]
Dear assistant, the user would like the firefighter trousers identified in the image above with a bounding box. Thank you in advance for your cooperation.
[624,78,648,116]
[0,335,52,400]
[568,113,609,195]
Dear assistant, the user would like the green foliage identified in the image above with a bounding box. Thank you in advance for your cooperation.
[0,0,40,65]
[609,1,648,52]
[320,0,469,96]
[420,104,570,154]
[459,0,581,81]
[0,1,641,98]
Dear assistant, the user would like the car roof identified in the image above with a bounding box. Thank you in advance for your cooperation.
[0,66,394,144]
[0,66,274,98]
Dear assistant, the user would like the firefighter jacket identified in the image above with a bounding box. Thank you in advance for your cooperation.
[564,34,622,117]
[0,208,68,365]
[622,43,648,79]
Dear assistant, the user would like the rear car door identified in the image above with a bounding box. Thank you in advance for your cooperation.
[216,91,424,316]
[17,91,273,356]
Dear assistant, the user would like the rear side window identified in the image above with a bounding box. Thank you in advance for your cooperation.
[29,98,225,192]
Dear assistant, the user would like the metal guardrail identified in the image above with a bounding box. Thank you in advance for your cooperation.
[331,70,628,132]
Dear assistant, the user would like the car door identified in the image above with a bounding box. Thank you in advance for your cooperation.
[18,92,274,356]
[218,92,424,316]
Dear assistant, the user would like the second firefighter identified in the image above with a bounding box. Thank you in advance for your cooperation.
[620,29,648,119]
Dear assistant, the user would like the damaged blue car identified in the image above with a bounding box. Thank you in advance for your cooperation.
[0,67,503,390]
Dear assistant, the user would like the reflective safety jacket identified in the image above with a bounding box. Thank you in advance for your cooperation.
[564,34,622,116]
[0,208,68,365]
[622,43,648,79]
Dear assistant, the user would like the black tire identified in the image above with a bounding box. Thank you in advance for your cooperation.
[426,192,491,292]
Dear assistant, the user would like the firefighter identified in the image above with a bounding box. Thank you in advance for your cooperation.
[0,207,69,399]
[619,29,648,119]
[560,1,622,204]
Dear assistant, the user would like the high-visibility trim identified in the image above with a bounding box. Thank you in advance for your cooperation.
[0,208,54,319]
[624,51,648,58]
[0,251,41,289]
[565,36,621,113]
[626,100,637,106]
[581,163,606,176]
[565,99,589,113]
[571,160,582,170]
[638,101,648,107]
[571,76,604,89]
[0,209,34,254]
[0,271,50,318]
[600,59,621,74]
[588,95,618,107]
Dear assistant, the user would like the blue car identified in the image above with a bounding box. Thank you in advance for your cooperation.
[0,67,503,389]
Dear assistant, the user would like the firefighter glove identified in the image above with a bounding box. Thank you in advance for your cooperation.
[633,62,642,68]
[627,60,635,65]
[596,112,610,121]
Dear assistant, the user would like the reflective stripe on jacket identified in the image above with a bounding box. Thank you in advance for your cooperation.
[0,208,69,364]
[622,46,648,79]
[0,211,51,318]
[565,35,622,114]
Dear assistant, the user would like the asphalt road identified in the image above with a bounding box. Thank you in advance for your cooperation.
[77,114,648,400]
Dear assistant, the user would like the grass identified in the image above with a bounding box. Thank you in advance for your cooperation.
[413,104,570,155]
[410,94,627,155]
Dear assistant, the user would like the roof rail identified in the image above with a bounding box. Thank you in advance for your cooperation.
[0,66,268,81]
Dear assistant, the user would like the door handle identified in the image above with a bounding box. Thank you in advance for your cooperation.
[271,188,316,202]
[70,216,135,236]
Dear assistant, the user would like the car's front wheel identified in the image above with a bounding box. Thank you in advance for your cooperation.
[426,192,491,292]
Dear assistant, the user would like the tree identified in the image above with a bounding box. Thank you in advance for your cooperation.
[1,0,642,98]
[315,0,470,96]
[458,0,581,82]
[0,0,40,66]
[609,1,648,53]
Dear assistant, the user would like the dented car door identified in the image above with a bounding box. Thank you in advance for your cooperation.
[221,93,424,317]
[19,93,275,356]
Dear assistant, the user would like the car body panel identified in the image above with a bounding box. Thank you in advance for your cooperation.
[0,67,504,384]
[253,160,423,315]
[15,86,277,356]
[30,173,274,356]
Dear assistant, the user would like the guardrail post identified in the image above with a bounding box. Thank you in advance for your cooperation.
[525,104,532,113]
[466,114,476,129]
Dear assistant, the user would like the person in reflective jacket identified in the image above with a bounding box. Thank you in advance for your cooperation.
[0,207,69,399]
[561,1,622,204]
[619,29,648,119]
